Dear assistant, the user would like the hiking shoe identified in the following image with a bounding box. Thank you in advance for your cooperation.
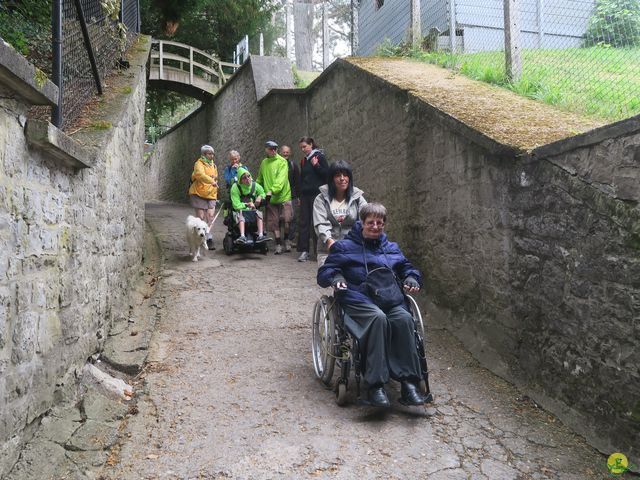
[235,235,247,245]
[206,238,215,250]
[297,251,309,262]
[274,244,283,255]
[285,239,292,252]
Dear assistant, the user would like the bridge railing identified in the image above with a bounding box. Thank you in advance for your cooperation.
[149,39,241,92]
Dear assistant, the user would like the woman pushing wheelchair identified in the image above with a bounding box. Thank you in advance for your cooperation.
[317,203,429,408]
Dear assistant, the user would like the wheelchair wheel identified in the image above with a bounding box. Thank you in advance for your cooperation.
[406,294,425,341]
[335,381,348,406]
[223,233,234,256]
[311,295,338,386]
[418,379,428,394]
[406,294,433,401]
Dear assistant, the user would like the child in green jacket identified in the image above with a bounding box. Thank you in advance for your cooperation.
[230,167,269,244]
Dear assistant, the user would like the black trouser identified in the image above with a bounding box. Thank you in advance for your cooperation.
[288,199,298,241]
[297,194,317,253]
[342,302,421,387]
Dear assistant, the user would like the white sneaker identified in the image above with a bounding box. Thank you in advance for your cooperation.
[285,239,292,252]
[274,244,283,255]
[297,251,309,262]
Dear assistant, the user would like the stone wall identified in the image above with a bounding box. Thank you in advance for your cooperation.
[144,106,209,202]
[145,57,639,464]
[0,41,149,475]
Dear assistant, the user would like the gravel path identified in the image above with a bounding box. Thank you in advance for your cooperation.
[101,202,612,479]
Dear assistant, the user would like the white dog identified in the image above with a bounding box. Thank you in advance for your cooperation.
[186,215,210,261]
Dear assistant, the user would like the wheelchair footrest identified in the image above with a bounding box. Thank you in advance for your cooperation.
[356,398,391,408]
[397,392,434,407]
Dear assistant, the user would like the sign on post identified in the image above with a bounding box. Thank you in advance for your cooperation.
[235,35,250,65]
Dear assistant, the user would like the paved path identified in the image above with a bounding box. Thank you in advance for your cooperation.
[102,202,611,479]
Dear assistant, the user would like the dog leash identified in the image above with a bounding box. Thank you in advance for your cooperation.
[211,208,223,225]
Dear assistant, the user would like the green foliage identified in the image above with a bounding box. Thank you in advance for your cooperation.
[0,0,52,70]
[145,89,200,142]
[141,0,276,62]
[141,0,274,142]
[376,42,640,121]
[291,64,306,88]
[375,38,413,57]
[91,120,113,130]
[585,0,640,47]
[34,68,48,89]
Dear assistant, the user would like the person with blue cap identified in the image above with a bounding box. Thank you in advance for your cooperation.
[256,141,292,255]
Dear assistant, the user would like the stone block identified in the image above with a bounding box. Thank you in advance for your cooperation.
[25,119,95,170]
[36,312,61,355]
[0,40,58,106]
[3,438,68,480]
[39,407,83,444]
[82,386,129,422]
[66,420,118,452]
[11,311,37,365]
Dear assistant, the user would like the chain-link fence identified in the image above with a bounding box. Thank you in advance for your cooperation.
[55,0,140,129]
[424,0,640,120]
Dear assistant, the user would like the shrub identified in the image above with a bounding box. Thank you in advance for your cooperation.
[0,0,52,71]
[584,0,640,47]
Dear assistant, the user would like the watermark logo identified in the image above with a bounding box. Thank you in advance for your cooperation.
[607,453,629,475]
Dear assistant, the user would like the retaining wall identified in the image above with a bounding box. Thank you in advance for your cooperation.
[0,40,149,475]
[145,56,639,465]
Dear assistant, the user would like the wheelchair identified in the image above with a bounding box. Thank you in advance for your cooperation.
[311,294,433,406]
[221,200,270,256]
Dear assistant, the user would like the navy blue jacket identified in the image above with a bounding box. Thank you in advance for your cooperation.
[317,221,422,306]
[300,149,328,196]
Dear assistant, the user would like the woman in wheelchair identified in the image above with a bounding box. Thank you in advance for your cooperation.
[230,167,269,244]
[317,203,429,407]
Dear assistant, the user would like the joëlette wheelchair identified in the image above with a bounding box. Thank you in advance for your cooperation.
[222,182,271,255]
[311,293,433,406]
[221,202,269,256]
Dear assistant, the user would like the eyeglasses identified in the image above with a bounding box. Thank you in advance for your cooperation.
[364,220,385,227]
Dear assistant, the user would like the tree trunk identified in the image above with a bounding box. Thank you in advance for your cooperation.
[322,2,329,68]
[351,0,360,55]
[285,0,295,61]
[294,0,314,70]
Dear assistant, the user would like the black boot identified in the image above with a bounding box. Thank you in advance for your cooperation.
[400,381,426,406]
[206,238,215,250]
[368,386,390,408]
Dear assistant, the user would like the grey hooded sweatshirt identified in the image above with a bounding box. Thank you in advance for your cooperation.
[313,184,367,254]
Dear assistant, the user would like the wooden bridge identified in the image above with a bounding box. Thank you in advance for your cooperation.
[148,39,241,99]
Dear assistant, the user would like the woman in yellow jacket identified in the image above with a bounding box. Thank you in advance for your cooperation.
[188,144,219,250]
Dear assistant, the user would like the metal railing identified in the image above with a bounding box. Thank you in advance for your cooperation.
[149,39,241,94]
[52,0,140,129]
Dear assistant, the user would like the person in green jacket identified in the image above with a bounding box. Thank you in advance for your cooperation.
[256,140,292,255]
[230,167,269,244]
